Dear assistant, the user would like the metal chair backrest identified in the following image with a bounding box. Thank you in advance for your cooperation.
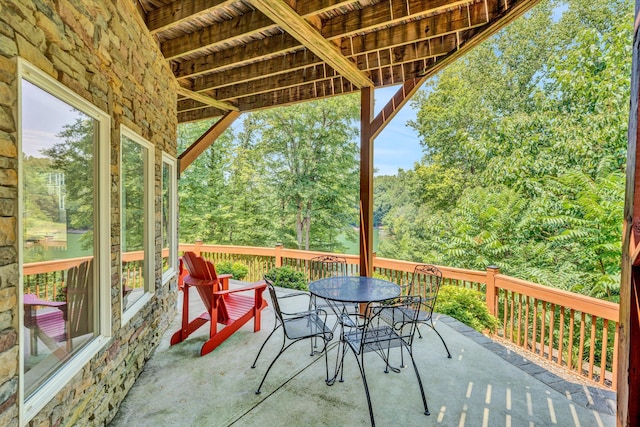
[309,255,348,280]
[408,264,443,316]
[263,278,284,324]
[346,295,422,356]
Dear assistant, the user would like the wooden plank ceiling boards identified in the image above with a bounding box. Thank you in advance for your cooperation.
[133,0,543,123]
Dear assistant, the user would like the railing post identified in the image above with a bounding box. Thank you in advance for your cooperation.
[275,243,283,267]
[486,265,500,317]
[194,240,202,257]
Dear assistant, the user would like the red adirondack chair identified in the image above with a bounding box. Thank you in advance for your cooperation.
[170,252,268,356]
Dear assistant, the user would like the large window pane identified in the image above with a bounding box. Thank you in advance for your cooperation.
[21,80,97,396]
[121,129,154,317]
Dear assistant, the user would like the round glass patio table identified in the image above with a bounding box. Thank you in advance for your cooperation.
[308,276,401,303]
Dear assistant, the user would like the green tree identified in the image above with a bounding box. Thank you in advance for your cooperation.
[250,95,360,251]
[377,0,632,301]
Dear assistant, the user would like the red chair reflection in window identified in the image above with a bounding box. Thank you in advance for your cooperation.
[24,260,93,358]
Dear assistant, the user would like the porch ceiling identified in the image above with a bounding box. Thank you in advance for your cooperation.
[132,0,542,123]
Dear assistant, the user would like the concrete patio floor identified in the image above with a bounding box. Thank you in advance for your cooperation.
[110,284,616,427]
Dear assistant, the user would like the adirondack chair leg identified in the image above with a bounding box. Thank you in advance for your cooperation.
[253,309,260,332]
[170,285,211,345]
[201,310,253,356]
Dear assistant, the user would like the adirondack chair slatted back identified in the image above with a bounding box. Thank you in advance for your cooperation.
[182,252,229,320]
[172,251,267,356]
[66,259,93,340]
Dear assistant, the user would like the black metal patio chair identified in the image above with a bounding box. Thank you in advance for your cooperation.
[251,278,334,394]
[398,264,451,358]
[308,255,357,344]
[331,296,430,426]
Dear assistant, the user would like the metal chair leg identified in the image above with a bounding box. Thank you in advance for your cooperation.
[251,324,281,368]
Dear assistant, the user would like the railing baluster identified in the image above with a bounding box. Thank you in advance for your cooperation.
[532,299,538,355]
[502,291,508,339]
[578,312,586,377]
[600,319,608,385]
[558,306,565,368]
[540,302,547,358]
[509,291,515,341]
[516,293,522,347]
[588,315,596,381]
[523,296,530,351]
[568,309,575,372]
[548,304,555,361]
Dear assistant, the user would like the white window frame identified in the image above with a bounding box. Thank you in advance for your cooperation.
[17,59,112,423]
[161,153,178,285]
[120,126,155,326]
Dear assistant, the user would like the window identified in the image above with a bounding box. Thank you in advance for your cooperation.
[19,59,111,418]
[120,127,154,323]
[162,154,177,284]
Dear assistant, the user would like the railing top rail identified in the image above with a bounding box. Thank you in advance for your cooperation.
[374,257,488,283]
[495,274,619,321]
[183,244,277,257]
[23,256,94,275]
[280,248,359,263]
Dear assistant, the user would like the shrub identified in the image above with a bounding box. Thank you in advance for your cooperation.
[264,266,308,291]
[435,285,499,333]
[215,261,249,280]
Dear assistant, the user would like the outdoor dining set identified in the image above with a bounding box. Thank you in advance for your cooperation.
[173,252,451,426]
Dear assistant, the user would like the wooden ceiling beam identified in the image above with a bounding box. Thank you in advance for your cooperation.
[189,1,490,93]
[178,107,225,124]
[176,0,542,120]
[150,0,357,35]
[161,0,358,63]
[321,0,474,39]
[161,10,276,60]
[249,0,373,88]
[146,0,235,34]
[173,33,302,80]
[176,87,239,111]
[173,0,491,82]
[193,49,448,102]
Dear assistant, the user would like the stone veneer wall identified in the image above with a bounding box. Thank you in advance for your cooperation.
[0,0,178,425]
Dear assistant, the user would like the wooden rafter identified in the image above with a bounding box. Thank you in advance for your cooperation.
[146,0,236,34]
[249,0,373,88]
[178,111,241,173]
[173,0,489,82]
[136,0,545,120]
[176,87,239,111]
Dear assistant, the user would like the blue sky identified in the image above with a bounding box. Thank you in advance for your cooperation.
[24,81,425,175]
[373,86,423,176]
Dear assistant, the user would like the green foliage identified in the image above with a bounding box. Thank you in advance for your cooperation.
[435,286,499,332]
[215,261,249,280]
[264,266,308,291]
[178,95,361,253]
[377,0,632,302]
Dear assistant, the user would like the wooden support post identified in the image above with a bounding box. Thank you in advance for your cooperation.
[486,266,500,317]
[359,86,374,277]
[618,4,640,425]
[275,243,283,268]
[178,111,241,174]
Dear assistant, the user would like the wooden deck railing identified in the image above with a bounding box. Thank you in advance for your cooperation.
[179,241,620,389]
[22,242,619,389]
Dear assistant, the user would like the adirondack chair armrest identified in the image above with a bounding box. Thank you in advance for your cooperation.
[214,280,267,296]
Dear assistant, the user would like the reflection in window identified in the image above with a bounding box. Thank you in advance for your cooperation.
[21,79,98,396]
[121,129,153,315]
